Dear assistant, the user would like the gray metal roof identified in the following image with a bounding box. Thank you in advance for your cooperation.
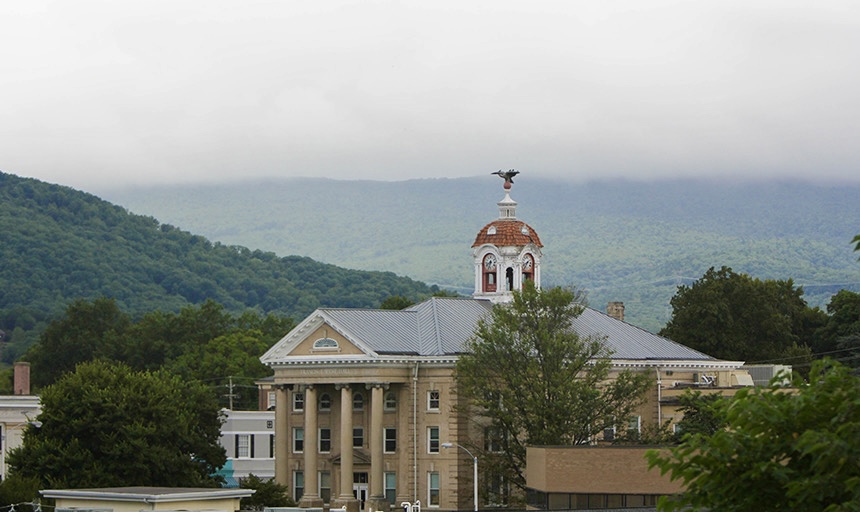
[320,297,492,356]
[316,297,711,361]
[572,307,713,360]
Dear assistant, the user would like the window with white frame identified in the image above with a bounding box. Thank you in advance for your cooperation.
[320,470,331,503]
[293,427,304,453]
[293,391,304,412]
[627,415,641,434]
[319,428,331,453]
[294,471,304,502]
[319,393,331,412]
[384,472,397,504]
[319,393,332,411]
[428,426,440,453]
[384,428,397,453]
[384,391,397,411]
[267,391,276,409]
[353,427,364,448]
[427,390,440,411]
[236,434,252,458]
[428,472,440,506]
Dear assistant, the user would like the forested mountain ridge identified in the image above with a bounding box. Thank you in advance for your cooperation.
[0,172,435,362]
[102,176,860,332]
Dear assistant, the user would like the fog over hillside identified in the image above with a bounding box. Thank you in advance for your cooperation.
[103,177,860,332]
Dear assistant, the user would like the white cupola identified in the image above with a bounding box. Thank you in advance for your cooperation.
[471,171,543,303]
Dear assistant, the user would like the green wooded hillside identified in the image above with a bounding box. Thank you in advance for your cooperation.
[102,176,860,332]
[0,172,436,362]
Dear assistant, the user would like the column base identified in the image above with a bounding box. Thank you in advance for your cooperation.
[330,497,360,512]
[298,496,325,508]
[366,497,391,512]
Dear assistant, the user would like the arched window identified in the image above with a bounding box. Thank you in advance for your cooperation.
[319,393,332,411]
[384,391,397,411]
[506,267,514,291]
[482,254,498,292]
[313,337,339,350]
[522,254,535,282]
[353,393,364,411]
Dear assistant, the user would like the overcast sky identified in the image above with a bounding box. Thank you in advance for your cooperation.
[2,1,860,193]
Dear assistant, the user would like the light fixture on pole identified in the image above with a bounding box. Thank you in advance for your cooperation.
[441,442,478,512]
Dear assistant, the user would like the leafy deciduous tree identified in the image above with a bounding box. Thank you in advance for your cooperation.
[9,360,226,488]
[647,360,860,512]
[660,266,819,363]
[240,474,296,510]
[456,282,652,493]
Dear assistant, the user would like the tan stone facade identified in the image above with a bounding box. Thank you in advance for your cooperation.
[526,446,682,509]
[268,355,475,512]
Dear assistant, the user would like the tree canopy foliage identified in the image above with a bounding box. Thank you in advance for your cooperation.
[660,266,825,364]
[9,360,226,489]
[21,298,290,408]
[455,282,652,494]
[0,172,436,362]
[648,360,860,511]
[661,267,860,367]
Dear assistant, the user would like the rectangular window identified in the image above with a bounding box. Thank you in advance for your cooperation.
[384,472,397,505]
[294,471,304,502]
[320,428,331,453]
[293,392,304,411]
[293,427,304,453]
[603,426,616,442]
[236,434,251,458]
[627,415,642,434]
[353,427,364,448]
[427,390,440,411]
[269,434,275,458]
[320,471,331,503]
[428,472,440,506]
[268,391,277,409]
[484,426,503,453]
[428,426,440,453]
[384,428,397,453]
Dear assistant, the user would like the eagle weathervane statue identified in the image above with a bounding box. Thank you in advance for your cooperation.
[492,169,519,190]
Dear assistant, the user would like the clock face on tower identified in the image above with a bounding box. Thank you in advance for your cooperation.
[523,257,533,270]
[484,255,497,270]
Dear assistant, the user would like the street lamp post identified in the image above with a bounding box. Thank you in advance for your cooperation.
[441,442,478,512]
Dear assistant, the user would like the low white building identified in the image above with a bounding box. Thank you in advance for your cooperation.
[218,409,276,487]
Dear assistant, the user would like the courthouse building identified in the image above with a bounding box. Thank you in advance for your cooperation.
[260,178,752,512]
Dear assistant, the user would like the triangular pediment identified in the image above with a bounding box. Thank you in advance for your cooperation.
[260,311,378,364]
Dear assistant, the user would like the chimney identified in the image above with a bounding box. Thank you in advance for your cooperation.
[607,302,625,322]
[14,362,30,395]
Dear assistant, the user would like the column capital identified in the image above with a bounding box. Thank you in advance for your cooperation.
[273,383,293,391]
[365,382,390,390]
[334,383,352,391]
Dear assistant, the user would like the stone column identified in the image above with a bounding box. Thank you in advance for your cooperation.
[274,384,291,486]
[367,383,390,512]
[332,384,359,512]
[299,385,324,508]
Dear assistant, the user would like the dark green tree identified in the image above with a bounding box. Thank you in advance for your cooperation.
[647,360,860,511]
[26,297,131,388]
[456,282,652,492]
[660,266,818,363]
[672,391,726,441]
[8,360,226,488]
[812,290,860,365]
[379,295,414,310]
[166,331,274,410]
[240,474,296,510]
